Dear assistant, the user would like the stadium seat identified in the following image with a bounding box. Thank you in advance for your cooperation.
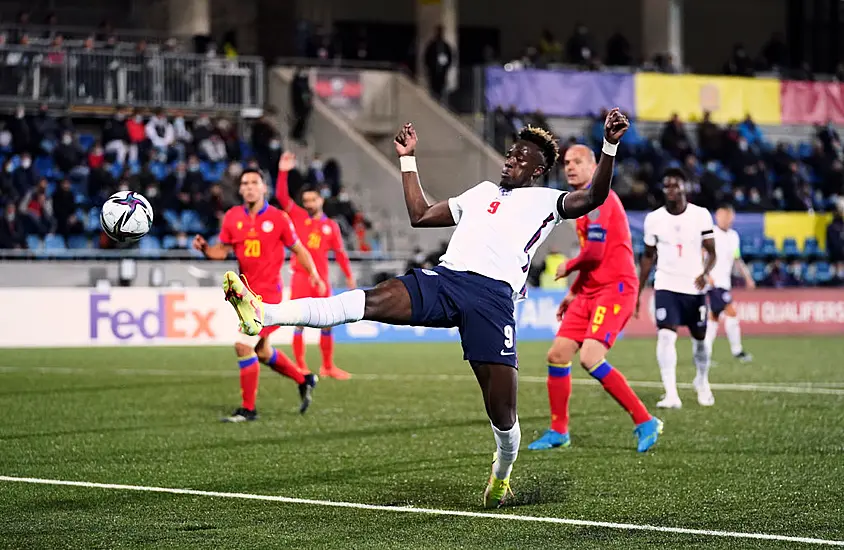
[804,237,823,259]
[813,261,833,284]
[139,236,162,256]
[740,237,761,260]
[44,234,67,251]
[181,210,205,233]
[79,134,96,151]
[67,235,90,249]
[797,142,813,159]
[749,261,768,283]
[162,210,182,232]
[208,235,220,247]
[782,238,801,258]
[162,235,179,250]
[150,162,168,181]
[761,238,778,258]
[86,208,102,233]
[789,261,809,282]
[26,235,43,250]
[109,163,123,179]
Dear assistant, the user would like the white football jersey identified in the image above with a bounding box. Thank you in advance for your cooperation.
[643,204,714,295]
[710,226,741,290]
[440,181,567,299]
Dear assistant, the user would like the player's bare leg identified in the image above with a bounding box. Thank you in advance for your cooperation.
[656,325,682,409]
[528,337,578,450]
[690,326,714,406]
[722,303,751,362]
[472,362,519,508]
[255,336,317,414]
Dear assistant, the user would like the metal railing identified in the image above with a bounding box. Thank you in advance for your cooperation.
[0,45,265,111]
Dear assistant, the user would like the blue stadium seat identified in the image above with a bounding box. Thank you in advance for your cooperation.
[797,142,813,159]
[139,236,162,256]
[804,237,823,259]
[79,134,96,151]
[181,210,205,233]
[803,263,818,285]
[815,261,834,284]
[86,208,102,233]
[761,238,778,257]
[749,261,768,283]
[109,163,123,179]
[162,210,182,231]
[35,156,54,178]
[46,182,56,196]
[740,237,761,260]
[208,235,220,247]
[789,261,809,282]
[44,234,66,250]
[26,235,43,250]
[162,235,179,250]
[67,235,90,249]
[782,238,801,258]
[150,162,168,181]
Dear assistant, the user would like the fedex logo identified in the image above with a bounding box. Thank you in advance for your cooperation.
[90,293,216,341]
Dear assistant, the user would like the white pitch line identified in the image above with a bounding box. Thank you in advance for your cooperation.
[1,366,843,396]
[0,476,840,546]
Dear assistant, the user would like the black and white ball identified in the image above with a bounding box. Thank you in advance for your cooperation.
[100,191,154,243]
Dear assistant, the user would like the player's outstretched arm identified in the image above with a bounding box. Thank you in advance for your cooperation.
[561,109,629,219]
[193,234,232,260]
[635,244,657,317]
[395,122,456,228]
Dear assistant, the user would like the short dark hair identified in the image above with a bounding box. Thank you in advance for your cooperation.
[518,126,560,174]
[299,185,321,198]
[716,202,735,211]
[661,167,687,182]
[239,168,265,183]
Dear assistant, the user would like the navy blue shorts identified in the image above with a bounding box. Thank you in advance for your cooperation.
[397,266,518,368]
[654,290,707,333]
[707,287,733,317]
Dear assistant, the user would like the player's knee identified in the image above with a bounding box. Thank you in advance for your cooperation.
[578,341,607,371]
[490,409,516,432]
[546,339,577,366]
[234,342,253,357]
[253,338,272,362]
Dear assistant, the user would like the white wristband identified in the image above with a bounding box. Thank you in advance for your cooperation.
[602,139,618,157]
[399,156,418,173]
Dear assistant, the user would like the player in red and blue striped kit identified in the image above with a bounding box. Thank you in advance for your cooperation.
[528,145,662,453]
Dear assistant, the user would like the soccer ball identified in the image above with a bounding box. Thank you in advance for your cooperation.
[100,191,154,243]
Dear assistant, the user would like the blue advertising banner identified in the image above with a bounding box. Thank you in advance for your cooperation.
[484,67,636,117]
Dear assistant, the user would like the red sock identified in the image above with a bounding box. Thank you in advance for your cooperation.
[547,363,572,434]
[237,355,260,411]
[266,348,305,385]
[319,330,334,369]
[589,360,651,425]
[292,330,306,370]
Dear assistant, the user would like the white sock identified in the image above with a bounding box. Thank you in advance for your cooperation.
[263,289,366,328]
[491,417,520,480]
[724,315,743,356]
[704,318,719,358]
[692,338,711,383]
[656,329,679,399]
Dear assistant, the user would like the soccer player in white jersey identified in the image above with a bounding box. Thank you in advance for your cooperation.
[704,204,755,363]
[636,168,717,409]
[222,110,630,508]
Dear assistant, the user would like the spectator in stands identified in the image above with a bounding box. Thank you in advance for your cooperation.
[43,35,66,99]
[290,69,313,144]
[193,113,213,145]
[764,259,796,288]
[200,133,227,162]
[145,108,176,161]
[779,161,811,211]
[18,179,54,236]
[660,113,693,161]
[126,109,146,163]
[10,10,30,44]
[87,162,115,204]
[220,161,242,205]
[250,108,281,172]
[696,111,722,162]
[131,40,152,102]
[88,141,105,170]
[172,111,192,150]
[724,43,754,76]
[32,104,59,155]
[424,25,453,101]
[43,13,59,40]
[198,184,229,232]
[538,30,562,64]
[216,117,241,161]
[13,152,37,193]
[566,23,594,65]
[805,139,828,177]
[823,160,844,198]
[53,178,83,238]
[738,115,765,148]
[9,105,32,154]
[817,123,841,159]
[606,30,633,66]
[0,202,25,249]
[828,204,844,264]
[77,36,104,101]
[54,131,85,175]
[103,107,130,165]
[760,32,788,72]
[0,160,17,202]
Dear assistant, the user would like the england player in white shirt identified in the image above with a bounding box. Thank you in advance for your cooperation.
[636,169,717,409]
[704,204,755,363]
[222,110,631,508]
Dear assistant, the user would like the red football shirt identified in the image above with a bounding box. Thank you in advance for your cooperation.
[219,202,299,302]
[275,171,353,280]
[566,190,639,296]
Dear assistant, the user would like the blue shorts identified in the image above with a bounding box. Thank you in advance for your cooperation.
[397,266,518,368]
[654,290,707,334]
[707,287,733,317]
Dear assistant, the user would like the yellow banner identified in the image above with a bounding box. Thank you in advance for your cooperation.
[764,212,832,250]
[635,74,781,125]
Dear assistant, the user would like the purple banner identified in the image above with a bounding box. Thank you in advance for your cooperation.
[485,67,636,117]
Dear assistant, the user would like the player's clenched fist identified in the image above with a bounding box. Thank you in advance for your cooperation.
[394,123,417,156]
[604,108,629,144]
[192,234,208,253]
